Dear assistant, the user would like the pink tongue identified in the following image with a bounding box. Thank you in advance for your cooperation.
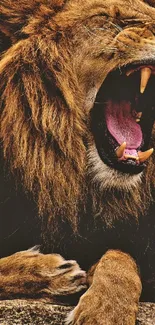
[105,100,142,149]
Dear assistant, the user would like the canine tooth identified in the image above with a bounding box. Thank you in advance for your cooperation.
[138,148,154,163]
[140,67,151,93]
[136,118,140,123]
[116,142,126,158]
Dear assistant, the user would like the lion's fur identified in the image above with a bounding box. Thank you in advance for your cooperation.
[0,1,88,231]
[0,0,155,236]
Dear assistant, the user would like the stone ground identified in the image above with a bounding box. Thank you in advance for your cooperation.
[0,300,155,325]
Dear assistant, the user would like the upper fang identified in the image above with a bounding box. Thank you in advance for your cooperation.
[140,67,151,93]
[126,66,152,94]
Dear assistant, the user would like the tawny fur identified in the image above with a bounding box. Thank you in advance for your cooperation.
[0,247,87,301]
[0,0,155,233]
[66,251,142,325]
[0,1,155,324]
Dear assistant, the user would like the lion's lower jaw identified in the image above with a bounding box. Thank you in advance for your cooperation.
[87,144,143,191]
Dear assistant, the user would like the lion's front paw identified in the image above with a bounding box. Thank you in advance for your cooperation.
[0,247,87,302]
[66,250,141,325]
[66,289,137,325]
[66,291,100,325]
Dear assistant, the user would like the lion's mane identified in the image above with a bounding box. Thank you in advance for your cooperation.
[0,0,155,236]
[0,0,88,231]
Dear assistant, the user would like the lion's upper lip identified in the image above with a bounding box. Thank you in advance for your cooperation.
[91,62,155,174]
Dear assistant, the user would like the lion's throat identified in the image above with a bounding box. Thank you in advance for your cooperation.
[105,100,143,155]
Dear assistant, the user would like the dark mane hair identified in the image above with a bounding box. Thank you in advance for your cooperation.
[0,0,88,231]
[0,0,155,235]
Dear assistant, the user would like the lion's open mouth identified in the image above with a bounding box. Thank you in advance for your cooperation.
[91,63,155,174]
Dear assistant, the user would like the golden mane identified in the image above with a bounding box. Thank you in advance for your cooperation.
[0,4,87,230]
[0,0,155,234]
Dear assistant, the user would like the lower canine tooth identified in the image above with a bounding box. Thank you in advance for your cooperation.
[138,148,154,163]
[116,142,126,158]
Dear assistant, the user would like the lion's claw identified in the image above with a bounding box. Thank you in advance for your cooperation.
[0,248,87,302]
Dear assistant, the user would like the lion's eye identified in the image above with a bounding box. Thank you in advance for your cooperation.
[119,18,143,29]
[86,14,122,35]
[90,13,109,19]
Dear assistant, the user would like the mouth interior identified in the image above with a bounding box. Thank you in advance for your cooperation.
[91,65,155,174]
[105,99,142,150]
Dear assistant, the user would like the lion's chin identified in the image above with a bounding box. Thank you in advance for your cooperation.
[88,143,143,190]
[90,61,155,175]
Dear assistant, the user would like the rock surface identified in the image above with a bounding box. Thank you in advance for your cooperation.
[0,300,155,324]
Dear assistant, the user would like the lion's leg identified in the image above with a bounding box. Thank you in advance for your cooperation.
[0,247,87,303]
[66,250,142,325]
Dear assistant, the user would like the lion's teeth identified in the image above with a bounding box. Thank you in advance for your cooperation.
[140,67,151,93]
[137,112,142,118]
[115,142,126,158]
[135,112,142,123]
[138,148,154,162]
[126,70,134,76]
[124,154,139,160]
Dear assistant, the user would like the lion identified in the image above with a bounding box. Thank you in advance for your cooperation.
[0,0,155,323]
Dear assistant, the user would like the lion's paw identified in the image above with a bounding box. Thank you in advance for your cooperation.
[0,247,87,302]
[66,304,93,325]
[65,293,94,325]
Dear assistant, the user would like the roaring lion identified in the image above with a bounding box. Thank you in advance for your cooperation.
[0,0,155,324]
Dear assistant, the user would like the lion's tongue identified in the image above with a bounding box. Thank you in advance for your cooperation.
[105,100,142,151]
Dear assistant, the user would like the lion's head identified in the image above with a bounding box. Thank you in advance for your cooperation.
[0,0,155,230]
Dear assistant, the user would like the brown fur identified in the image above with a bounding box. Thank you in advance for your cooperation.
[0,1,155,323]
[0,0,155,233]
[67,250,142,325]
[0,0,87,231]
[0,247,87,301]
